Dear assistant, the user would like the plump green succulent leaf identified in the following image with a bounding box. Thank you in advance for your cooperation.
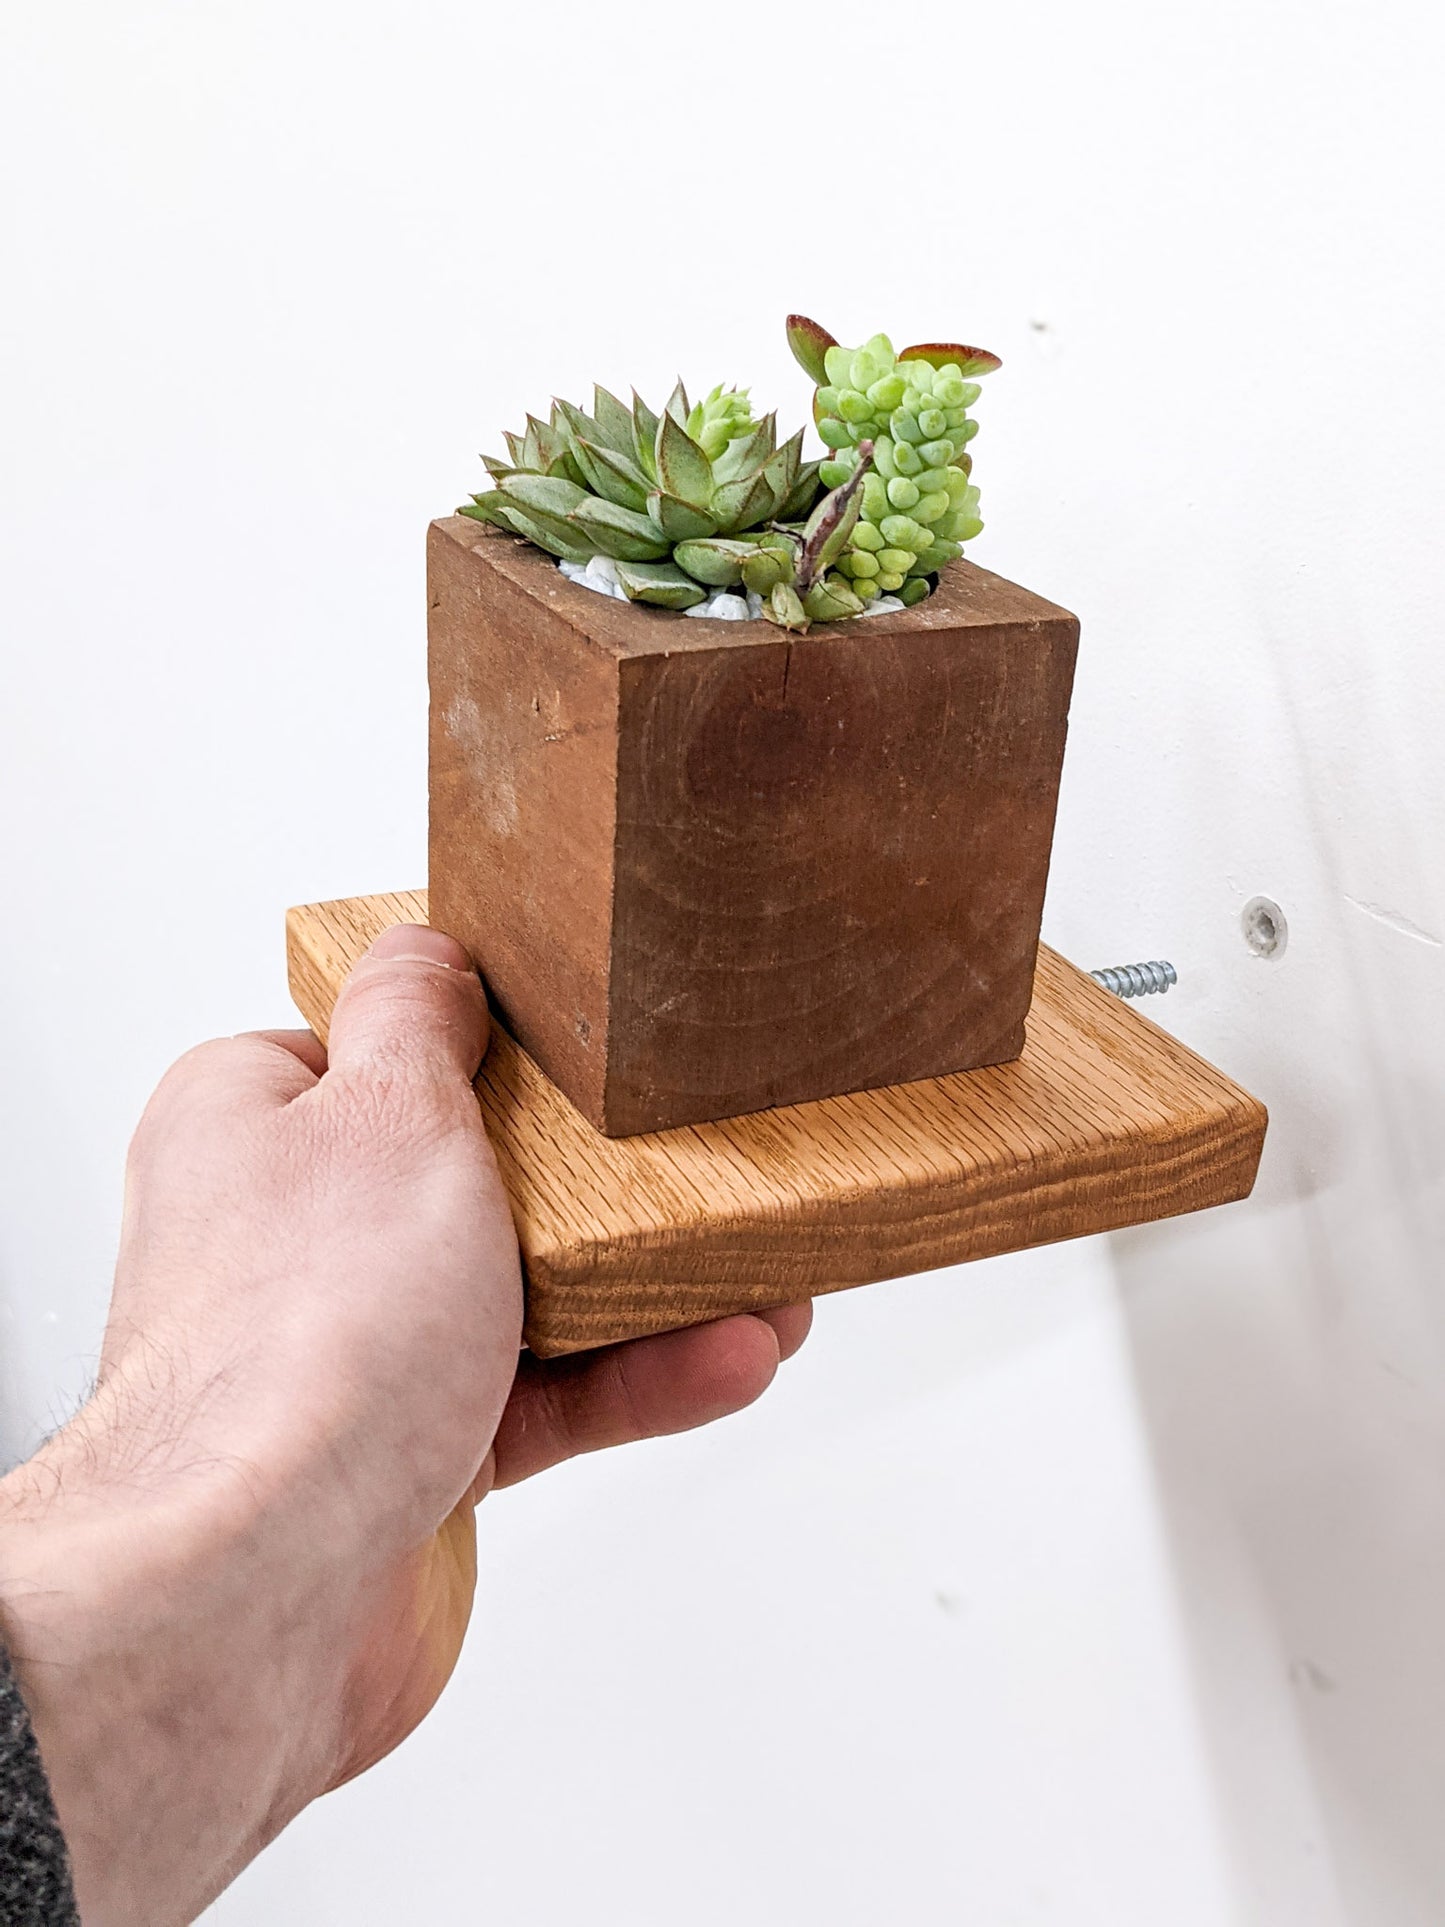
[481,453,515,482]
[672,537,758,586]
[741,540,796,595]
[592,385,637,455]
[803,574,865,623]
[614,559,709,609]
[786,313,837,383]
[780,458,824,520]
[654,409,714,510]
[648,490,719,542]
[567,496,672,560]
[711,468,776,532]
[630,391,660,480]
[913,538,963,572]
[664,378,690,427]
[899,576,931,605]
[571,437,652,512]
[898,342,1003,378]
[765,582,809,631]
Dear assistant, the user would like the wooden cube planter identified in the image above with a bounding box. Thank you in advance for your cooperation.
[429,516,1080,1137]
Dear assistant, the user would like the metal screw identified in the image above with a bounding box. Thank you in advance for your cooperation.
[1090,960,1178,999]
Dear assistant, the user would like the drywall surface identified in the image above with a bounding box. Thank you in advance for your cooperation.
[2,1,1441,1921]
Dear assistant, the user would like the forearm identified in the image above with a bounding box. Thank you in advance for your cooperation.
[0,1396,352,1926]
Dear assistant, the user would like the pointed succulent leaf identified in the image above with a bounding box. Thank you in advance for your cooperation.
[494,473,589,519]
[780,458,824,520]
[630,391,660,480]
[654,408,714,509]
[567,496,672,561]
[590,385,636,455]
[787,314,837,383]
[552,396,607,460]
[759,437,802,519]
[797,440,875,590]
[497,506,595,564]
[571,437,652,512]
[614,559,709,610]
[803,574,865,623]
[481,453,516,482]
[647,490,719,543]
[711,413,777,485]
[711,468,776,533]
[491,503,599,557]
[765,582,809,631]
[528,414,573,472]
[899,342,1003,377]
[673,537,758,587]
[458,492,512,528]
[664,377,691,427]
[773,426,804,484]
[502,429,526,466]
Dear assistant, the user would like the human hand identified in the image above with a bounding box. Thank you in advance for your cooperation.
[0,925,810,1926]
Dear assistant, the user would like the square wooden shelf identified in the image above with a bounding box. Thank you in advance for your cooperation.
[287,889,1267,1358]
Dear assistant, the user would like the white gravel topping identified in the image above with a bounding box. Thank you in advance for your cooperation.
[559,557,914,621]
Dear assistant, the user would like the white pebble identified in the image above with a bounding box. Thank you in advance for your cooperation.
[559,554,914,622]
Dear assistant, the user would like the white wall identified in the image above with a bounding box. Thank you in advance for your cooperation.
[3,2,1442,1920]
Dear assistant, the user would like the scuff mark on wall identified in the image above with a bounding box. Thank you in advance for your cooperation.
[1343,896,1442,949]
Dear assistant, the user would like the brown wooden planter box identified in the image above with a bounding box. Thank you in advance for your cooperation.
[428,515,1079,1137]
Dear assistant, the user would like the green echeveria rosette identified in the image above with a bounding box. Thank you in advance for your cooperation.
[458,378,876,628]
[815,334,981,605]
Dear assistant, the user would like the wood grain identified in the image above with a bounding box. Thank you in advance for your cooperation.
[287,889,1268,1358]
[428,517,1079,1136]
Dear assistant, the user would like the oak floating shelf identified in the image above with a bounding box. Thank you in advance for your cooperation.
[287,889,1267,1358]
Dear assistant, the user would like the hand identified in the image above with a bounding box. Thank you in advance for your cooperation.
[0,925,810,1926]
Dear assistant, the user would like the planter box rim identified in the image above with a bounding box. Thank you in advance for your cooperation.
[433,515,1077,661]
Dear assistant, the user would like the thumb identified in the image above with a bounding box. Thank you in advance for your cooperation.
[325,923,490,1087]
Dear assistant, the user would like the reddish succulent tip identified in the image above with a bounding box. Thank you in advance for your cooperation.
[899,342,1003,377]
[786,313,837,383]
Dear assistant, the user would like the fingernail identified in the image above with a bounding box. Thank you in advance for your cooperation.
[364,924,475,972]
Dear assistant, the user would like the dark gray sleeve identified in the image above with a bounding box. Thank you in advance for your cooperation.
[0,1643,80,1925]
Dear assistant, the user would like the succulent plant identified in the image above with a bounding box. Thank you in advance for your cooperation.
[461,380,829,617]
[786,316,1001,605]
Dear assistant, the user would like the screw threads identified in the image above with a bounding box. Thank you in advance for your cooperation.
[1090,960,1178,999]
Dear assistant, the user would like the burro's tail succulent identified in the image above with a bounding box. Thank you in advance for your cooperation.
[461,380,867,627]
[786,315,1001,606]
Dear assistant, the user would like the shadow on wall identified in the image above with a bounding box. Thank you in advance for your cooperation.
[1111,957,1445,1926]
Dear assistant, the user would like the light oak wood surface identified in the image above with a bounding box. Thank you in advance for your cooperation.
[287,888,1267,1358]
